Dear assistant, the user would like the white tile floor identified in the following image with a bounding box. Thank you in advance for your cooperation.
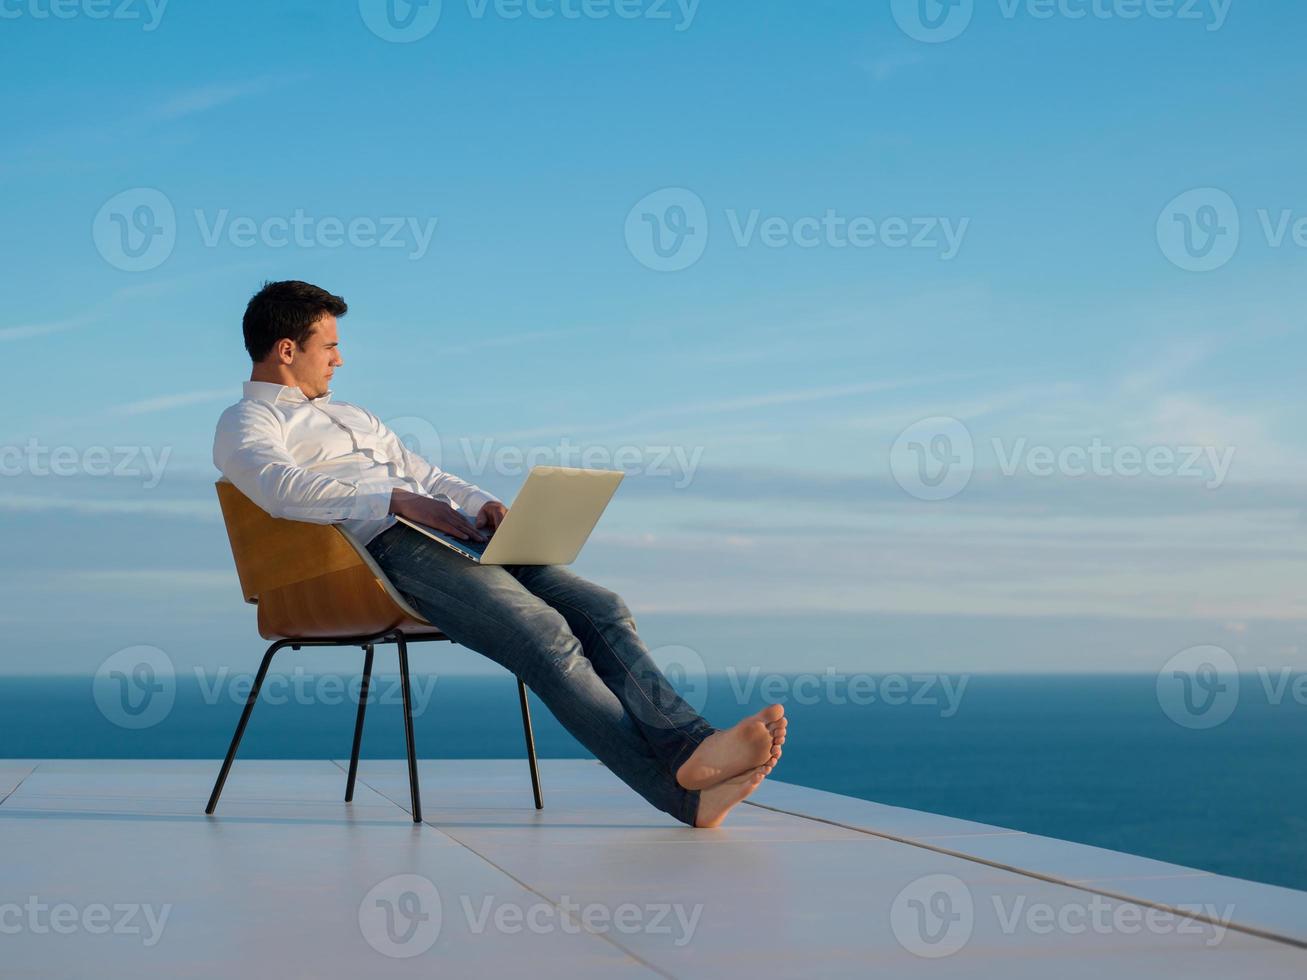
[1,759,1303,979]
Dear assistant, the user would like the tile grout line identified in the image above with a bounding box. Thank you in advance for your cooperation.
[743,799,1307,951]
[0,764,38,808]
[338,762,678,980]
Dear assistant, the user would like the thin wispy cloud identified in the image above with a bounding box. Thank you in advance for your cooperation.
[492,376,956,442]
[149,77,305,121]
[0,75,307,175]
[110,388,236,417]
[862,51,924,82]
[0,312,99,342]
[0,495,215,519]
[413,325,599,357]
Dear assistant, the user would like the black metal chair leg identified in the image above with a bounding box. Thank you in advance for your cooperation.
[345,643,375,802]
[206,640,286,815]
[395,634,422,823]
[517,679,544,809]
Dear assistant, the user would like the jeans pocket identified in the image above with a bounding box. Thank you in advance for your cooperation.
[366,526,397,564]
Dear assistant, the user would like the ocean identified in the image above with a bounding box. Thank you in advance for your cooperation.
[2,673,1303,892]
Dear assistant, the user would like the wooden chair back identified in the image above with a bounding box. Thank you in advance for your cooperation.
[215,480,441,641]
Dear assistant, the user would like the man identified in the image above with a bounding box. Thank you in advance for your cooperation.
[213,280,787,828]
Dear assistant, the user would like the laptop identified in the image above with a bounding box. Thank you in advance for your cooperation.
[393,465,624,565]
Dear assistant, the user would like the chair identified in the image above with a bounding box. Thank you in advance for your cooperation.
[204,479,543,823]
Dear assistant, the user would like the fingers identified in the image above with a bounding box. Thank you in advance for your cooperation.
[418,500,488,542]
[447,522,487,543]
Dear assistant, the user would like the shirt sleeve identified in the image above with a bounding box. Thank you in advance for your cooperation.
[370,412,500,518]
[213,404,397,524]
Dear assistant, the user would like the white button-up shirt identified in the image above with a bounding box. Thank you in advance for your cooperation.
[213,381,498,545]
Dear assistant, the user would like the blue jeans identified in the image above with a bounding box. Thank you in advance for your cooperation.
[365,521,716,826]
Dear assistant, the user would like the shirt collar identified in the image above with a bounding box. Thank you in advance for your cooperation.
[243,381,333,405]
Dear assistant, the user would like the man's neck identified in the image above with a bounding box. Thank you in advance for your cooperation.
[249,365,302,391]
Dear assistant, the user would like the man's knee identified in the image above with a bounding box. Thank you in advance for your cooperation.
[592,586,635,629]
[516,610,590,686]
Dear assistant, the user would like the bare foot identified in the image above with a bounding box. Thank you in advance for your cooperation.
[693,764,770,828]
[765,714,787,763]
[677,704,785,790]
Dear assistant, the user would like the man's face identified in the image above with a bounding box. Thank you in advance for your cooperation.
[290,314,343,399]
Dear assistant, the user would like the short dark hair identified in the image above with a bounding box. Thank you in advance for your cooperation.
[242,280,347,362]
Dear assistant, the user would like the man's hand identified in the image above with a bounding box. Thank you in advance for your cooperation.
[476,501,508,534]
[389,489,487,543]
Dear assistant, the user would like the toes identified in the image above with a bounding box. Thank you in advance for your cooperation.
[757,703,784,723]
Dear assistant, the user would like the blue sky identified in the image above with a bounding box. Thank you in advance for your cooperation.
[2,0,1306,675]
